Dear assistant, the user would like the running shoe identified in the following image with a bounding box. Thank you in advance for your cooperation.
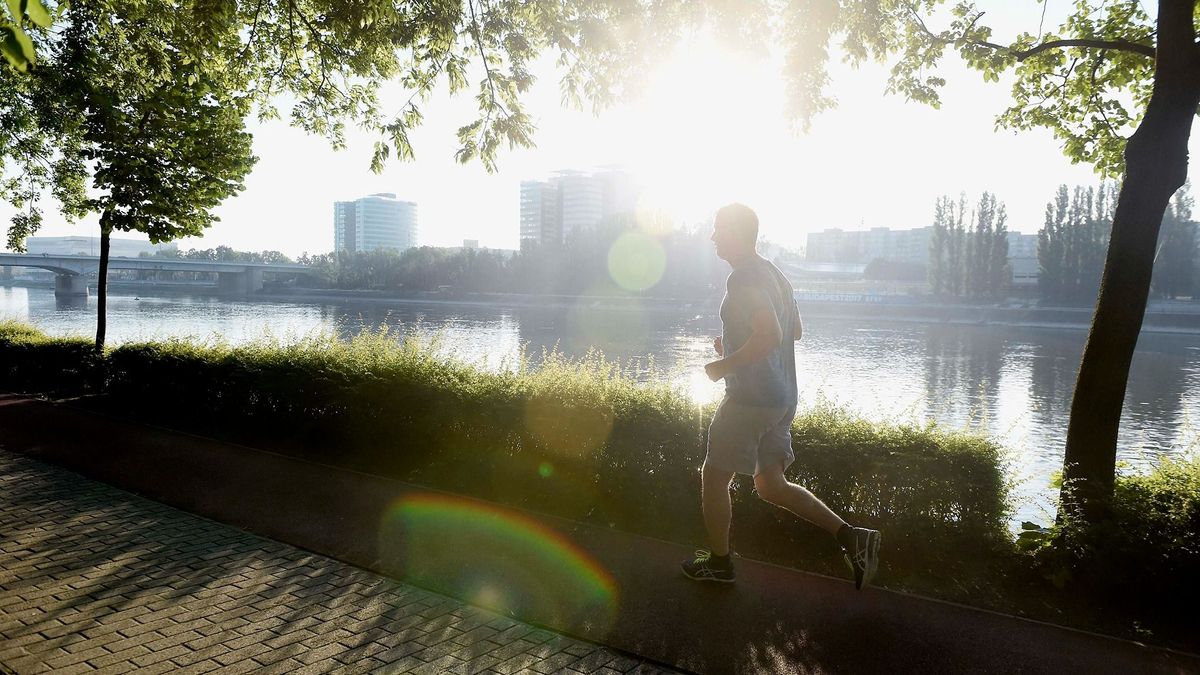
[844,528,881,590]
[680,549,735,583]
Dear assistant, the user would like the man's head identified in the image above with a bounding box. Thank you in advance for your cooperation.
[711,202,759,264]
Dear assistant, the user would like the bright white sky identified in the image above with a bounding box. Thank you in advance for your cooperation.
[10,3,1193,256]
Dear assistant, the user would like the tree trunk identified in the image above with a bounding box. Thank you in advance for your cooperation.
[1060,1,1200,522]
[95,223,110,351]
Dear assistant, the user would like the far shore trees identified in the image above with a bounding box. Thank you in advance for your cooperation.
[927,192,1008,299]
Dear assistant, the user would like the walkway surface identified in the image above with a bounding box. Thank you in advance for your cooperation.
[0,450,678,674]
[2,394,1199,674]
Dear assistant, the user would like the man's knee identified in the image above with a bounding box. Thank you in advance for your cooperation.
[753,470,789,503]
[701,462,734,490]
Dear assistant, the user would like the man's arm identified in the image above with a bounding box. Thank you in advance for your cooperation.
[705,306,782,381]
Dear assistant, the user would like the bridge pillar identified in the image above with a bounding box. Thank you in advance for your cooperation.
[54,273,89,298]
[217,269,263,295]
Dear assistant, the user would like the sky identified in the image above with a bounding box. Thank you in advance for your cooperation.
[8,2,1190,257]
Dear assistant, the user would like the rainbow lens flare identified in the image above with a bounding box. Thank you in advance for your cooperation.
[378,493,618,635]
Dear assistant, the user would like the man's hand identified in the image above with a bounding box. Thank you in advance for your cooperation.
[704,359,727,382]
[713,336,724,356]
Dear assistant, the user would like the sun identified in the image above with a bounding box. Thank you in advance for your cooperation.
[617,32,792,226]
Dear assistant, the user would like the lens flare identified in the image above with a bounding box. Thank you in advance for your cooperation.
[524,395,615,460]
[378,493,618,634]
[607,231,666,292]
[538,462,554,478]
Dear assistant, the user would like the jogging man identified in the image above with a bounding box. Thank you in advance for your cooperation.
[681,203,881,589]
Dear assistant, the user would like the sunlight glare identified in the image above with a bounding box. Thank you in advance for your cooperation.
[621,32,791,225]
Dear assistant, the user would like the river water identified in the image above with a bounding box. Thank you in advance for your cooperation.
[5,284,1199,524]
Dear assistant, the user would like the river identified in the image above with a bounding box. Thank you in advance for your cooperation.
[4,284,1199,525]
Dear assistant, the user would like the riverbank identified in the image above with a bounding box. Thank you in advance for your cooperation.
[8,279,1200,333]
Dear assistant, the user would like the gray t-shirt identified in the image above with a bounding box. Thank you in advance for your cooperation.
[719,258,799,406]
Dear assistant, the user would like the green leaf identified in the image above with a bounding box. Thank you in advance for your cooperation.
[25,0,50,28]
[0,26,28,70]
[3,0,17,23]
[1020,521,1043,530]
[10,21,32,62]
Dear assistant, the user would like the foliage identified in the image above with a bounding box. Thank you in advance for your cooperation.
[0,318,98,392]
[782,1,1160,177]
[927,192,1008,298]
[1037,183,1115,304]
[1022,455,1200,620]
[0,0,55,71]
[145,246,294,264]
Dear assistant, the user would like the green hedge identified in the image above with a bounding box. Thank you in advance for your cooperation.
[3,322,1012,595]
[0,320,99,394]
[1048,456,1200,615]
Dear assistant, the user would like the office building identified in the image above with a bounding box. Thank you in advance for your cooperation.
[519,168,639,249]
[334,193,417,254]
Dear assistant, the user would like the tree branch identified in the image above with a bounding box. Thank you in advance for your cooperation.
[904,4,1155,61]
[1011,38,1155,62]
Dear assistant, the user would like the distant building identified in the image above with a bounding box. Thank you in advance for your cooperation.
[519,168,639,249]
[334,192,417,254]
[1008,232,1039,286]
[520,180,562,249]
[25,236,177,258]
[807,226,1042,286]
[806,227,931,266]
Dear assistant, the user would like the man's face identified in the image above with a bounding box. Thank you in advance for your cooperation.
[711,220,742,263]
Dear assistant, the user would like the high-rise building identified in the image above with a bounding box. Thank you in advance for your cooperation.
[520,180,562,249]
[334,193,417,253]
[519,168,639,249]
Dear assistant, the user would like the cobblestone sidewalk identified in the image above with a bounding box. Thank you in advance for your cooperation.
[0,450,681,675]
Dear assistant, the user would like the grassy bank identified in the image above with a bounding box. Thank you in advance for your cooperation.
[1,319,1194,648]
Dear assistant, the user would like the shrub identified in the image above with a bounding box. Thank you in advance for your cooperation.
[1049,456,1200,614]
[0,320,99,394]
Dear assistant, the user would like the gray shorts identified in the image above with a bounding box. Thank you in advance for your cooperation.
[705,396,797,476]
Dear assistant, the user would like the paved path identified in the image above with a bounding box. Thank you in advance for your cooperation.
[0,451,679,675]
[3,396,1199,674]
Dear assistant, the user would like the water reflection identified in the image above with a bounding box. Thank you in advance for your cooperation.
[55,295,90,311]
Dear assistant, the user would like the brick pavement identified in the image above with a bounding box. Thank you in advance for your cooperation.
[0,450,682,675]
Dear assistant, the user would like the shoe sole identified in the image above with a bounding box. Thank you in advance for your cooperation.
[680,567,736,583]
[861,530,881,589]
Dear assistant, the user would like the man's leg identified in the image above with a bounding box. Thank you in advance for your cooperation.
[681,460,738,583]
[701,461,736,556]
[754,461,881,590]
[752,461,845,535]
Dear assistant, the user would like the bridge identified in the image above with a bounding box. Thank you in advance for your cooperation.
[0,253,314,298]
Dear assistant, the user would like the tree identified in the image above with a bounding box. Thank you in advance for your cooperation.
[928,196,949,295]
[23,0,257,348]
[1151,184,1196,299]
[988,197,1010,298]
[786,1,1199,521]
